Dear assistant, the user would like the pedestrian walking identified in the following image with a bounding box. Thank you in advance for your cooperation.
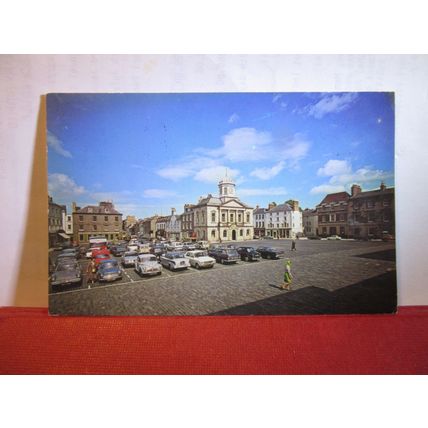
[87,258,96,285]
[282,259,293,290]
[291,239,297,251]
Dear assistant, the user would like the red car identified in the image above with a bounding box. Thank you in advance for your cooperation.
[92,248,111,268]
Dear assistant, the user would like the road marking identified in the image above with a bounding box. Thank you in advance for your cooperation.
[124,270,134,282]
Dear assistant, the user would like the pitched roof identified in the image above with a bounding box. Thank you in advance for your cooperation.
[351,187,394,199]
[268,203,292,213]
[76,205,121,215]
[254,208,267,214]
[318,192,350,205]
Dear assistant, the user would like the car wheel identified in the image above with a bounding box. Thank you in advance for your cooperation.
[220,258,224,264]
[157,271,162,275]
[195,263,200,269]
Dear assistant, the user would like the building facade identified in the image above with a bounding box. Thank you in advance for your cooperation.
[302,208,318,238]
[265,200,303,239]
[316,192,350,237]
[155,216,168,239]
[48,196,67,248]
[253,206,267,238]
[165,208,182,241]
[347,183,395,239]
[139,216,158,240]
[72,201,123,244]
[181,204,196,241]
[192,176,254,242]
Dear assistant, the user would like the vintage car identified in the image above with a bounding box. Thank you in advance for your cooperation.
[184,250,215,269]
[137,243,151,254]
[182,242,197,251]
[93,252,111,268]
[327,235,342,240]
[127,243,139,252]
[195,240,209,250]
[50,262,82,288]
[149,243,168,258]
[159,252,190,271]
[121,251,139,267]
[96,259,123,282]
[209,248,240,264]
[134,254,162,276]
[235,246,261,262]
[166,241,184,251]
[60,248,80,259]
[86,244,107,259]
[256,246,285,259]
[111,244,127,257]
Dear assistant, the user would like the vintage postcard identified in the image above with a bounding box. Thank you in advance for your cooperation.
[47,92,396,315]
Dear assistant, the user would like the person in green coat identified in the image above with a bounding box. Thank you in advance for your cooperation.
[282,259,292,290]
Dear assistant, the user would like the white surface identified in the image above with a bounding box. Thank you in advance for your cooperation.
[0,54,427,306]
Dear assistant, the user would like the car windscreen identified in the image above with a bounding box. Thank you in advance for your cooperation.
[167,253,183,259]
[195,252,207,257]
[225,249,238,255]
[95,254,109,259]
[100,261,118,269]
[57,264,78,271]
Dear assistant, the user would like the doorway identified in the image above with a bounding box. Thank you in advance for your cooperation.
[232,230,236,240]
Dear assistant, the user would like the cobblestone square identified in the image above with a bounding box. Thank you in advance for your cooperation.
[49,239,397,315]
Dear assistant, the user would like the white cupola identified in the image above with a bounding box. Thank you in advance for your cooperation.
[218,171,237,201]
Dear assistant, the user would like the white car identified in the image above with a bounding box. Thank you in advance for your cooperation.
[184,250,215,269]
[134,254,162,276]
[327,235,342,240]
[127,243,139,252]
[167,242,184,251]
[160,252,190,271]
[196,241,209,249]
[137,243,151,254]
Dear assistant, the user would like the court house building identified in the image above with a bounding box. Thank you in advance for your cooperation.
[192,175,254,242]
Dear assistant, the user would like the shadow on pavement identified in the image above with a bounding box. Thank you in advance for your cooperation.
[210,271,397,315]
[354,248,396,262]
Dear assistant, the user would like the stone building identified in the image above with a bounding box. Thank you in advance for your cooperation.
[72,201,123,244]
[155,216,168,239]
[347,183,395,239]
[302,208,319,238]
[265,200,303,239]
[316,191,350,238]
[48,196,67,248]
[139,216,158,240]
[253,206,267,238]
[192,175,254,242]
[181,204,196,241]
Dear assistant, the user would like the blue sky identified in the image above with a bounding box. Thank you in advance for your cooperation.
[47,92,394,218]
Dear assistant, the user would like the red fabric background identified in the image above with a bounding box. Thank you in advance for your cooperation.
[1,306,427,374]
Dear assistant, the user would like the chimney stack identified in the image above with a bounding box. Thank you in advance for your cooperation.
[380,182,386,191]
[72,202,77,213]
[267,202,277,210]
[171,207,176,216]
[351,184,362,197]
[290,200,299,211]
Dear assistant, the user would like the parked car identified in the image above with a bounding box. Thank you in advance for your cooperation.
[159,252,190,271]
[182,242,197,251]
[167,241,184,251]
[382,233,395,242]
[327,235,342,240]
[209,248,240,264]
[50,262,82,288]
[60,248,80,259]
[150,243,168,258]
[195,240,209,250]
[134,254,162,276]
[111,245,127,257]
[236,246,261,262]
[93,252,111,268]
[257,246,285,259]
[56,253,77,265]
[121,251,139,267]
[184,250,215,269]
[127,243,139,252]
[137,243,151,254]
[96,259,123,282]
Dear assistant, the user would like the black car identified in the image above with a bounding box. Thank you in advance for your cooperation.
[111,245,127,257]
[150,243,168,258]
[256,246,285,259]
[209,248,239,264]
[236,246,261,261]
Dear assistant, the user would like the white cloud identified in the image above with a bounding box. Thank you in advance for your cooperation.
[300,93,359,119]
[329,168,393,185]
[250,161,285,180]
[210,127,272,162]
[239,187,288,196]
[279,135,310,163]
[47,131,72,158]
[228,113,239,124]
[157,166,193,181]
[317,159,352,177]
[310,184,346,195]
[143,189,178,198]
[272,94,282,103]
[194,166,240,184]
[48,173,86,201]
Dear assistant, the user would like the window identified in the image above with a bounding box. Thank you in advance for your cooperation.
[104,216,108,222]
[79,215,83,221]
[79,234,84,241]
[67,225,71,230]
[79,224,84,231]
[115,216,119,221]
[230,214,234,222]
[246,214,250,223]
[211,212,216,222]
[238,214,242,222]
[92,215,97,221]
[93,225,97,231]
[67,216,71,221]
[246,229,250,236]
[240,229,243,237]
[211,230,216,238]
[367,200,374,208]
[223,230,227,238]
[221,213,226,222]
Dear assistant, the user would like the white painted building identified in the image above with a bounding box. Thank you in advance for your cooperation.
[265,201,303,238]
[165,208,182,241]
[193,175,254,242]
